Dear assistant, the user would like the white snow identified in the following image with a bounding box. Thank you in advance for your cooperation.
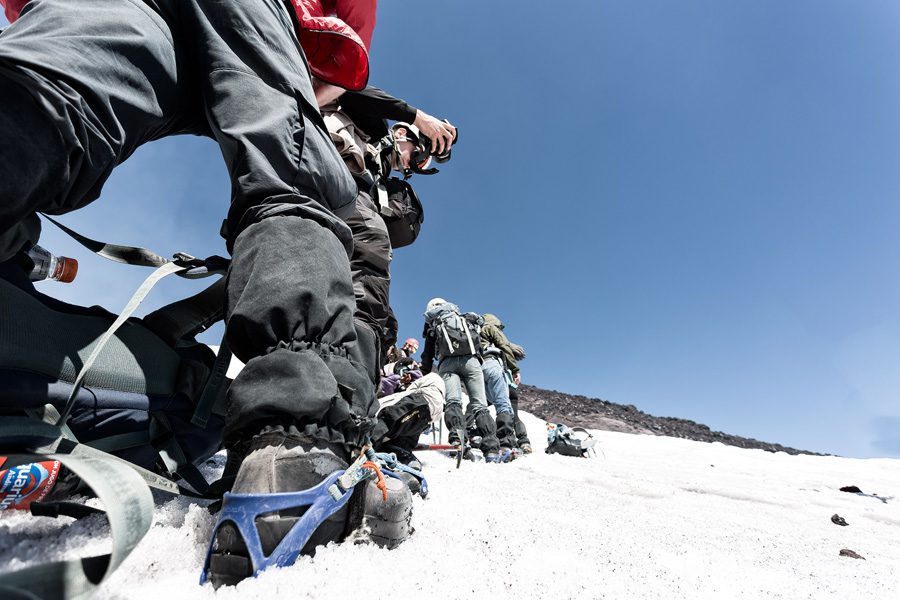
[2,411,898,599]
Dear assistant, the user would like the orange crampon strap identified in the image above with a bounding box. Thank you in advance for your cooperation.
[362,460,388,502]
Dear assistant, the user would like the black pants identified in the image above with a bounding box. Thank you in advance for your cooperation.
[0,0,376,449]
[371,391,431,459]
[343,190,394,366]
[509,386,531,447]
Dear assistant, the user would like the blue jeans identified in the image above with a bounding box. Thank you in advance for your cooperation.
[482,358,513,415]
[481,357,516,449]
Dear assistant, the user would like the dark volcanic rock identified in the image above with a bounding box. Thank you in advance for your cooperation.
[517,384,821,456]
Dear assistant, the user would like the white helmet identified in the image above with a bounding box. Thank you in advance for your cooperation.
[426,297,447,312]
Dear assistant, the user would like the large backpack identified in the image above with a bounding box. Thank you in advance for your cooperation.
[0,229,231,598]
[0,265,228,488]
[546,423,596,458]
[426,305,483,359]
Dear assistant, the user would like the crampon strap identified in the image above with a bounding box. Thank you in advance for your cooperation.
[200,470,354,583]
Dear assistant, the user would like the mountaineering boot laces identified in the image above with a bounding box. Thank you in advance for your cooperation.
[206,437,350,588]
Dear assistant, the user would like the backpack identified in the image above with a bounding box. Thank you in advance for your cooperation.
[426,305,483,359]
[380,177,424,249]
[0,230,231,597]
[546,423,596,458]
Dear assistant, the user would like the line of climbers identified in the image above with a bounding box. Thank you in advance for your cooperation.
[376,302,532,465]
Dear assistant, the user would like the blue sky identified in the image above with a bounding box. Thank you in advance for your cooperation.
[4,1,900,458]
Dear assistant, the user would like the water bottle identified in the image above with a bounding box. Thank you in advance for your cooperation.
[26,244,78,283]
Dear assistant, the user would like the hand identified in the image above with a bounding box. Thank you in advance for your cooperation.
[514,372,521,385]
[413,109,456,155]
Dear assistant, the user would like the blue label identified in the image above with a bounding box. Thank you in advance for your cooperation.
[0,462,53,510]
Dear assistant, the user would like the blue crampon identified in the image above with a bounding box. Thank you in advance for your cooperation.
[200,470,354,584]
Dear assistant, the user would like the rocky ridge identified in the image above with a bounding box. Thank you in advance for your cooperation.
[517,384,822,456]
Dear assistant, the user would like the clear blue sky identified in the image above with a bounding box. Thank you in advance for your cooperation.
[4,1,900,458]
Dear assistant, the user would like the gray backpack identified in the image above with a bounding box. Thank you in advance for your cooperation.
[426,305,482,359]
[546,423,596,457]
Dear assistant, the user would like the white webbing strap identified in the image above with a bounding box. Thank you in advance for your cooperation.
[55,261,188,426]
[461,314,476,355]
[439,322,454,354]
[0,453,153,600]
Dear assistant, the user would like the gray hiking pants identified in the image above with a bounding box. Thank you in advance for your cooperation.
[0,0,377,448]
[439,355,499,453]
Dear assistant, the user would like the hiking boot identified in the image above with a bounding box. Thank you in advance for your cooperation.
[484,451,501,463]
[519,443,533,454]
[394,470,422,496]
[208,436,350,588]
[363,475,413,548]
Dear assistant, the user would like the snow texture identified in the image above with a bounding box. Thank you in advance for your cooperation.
[1,411,898,599]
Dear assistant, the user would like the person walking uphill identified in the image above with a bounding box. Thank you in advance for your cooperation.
[420,298,503,462]
[479,313,520,454]
[0,0,399,588]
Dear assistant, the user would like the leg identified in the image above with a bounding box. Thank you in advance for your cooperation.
[0,0,192,259]
[509,385,531,448]
[460,357,499,454]
[176,0,374,449]
[175,0,386,583]
[482,359,516,449]
[438,359,465,443]
[343,190,393,371]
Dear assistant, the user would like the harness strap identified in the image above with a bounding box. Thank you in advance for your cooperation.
[461,314,476,355]
[55,261,188,425]
[42,214,169,267]
[439,322,454,355]
[30,500,105,520]
[191,337,232,428]
[0,418,185,496]
[24,404,77,443]
[142,277,227,347]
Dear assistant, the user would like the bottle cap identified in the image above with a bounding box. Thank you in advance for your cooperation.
[54,257,78,283]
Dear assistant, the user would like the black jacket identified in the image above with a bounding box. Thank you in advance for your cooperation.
[340,86,417,140]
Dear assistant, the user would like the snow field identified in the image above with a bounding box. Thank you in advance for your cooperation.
[1,411,898,599]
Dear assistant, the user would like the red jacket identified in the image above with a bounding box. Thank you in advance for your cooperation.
[3,0,25,22]
[1,0,375,91]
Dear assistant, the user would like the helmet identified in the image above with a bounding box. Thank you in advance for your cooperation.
[403,338,420,351]
[391,122,433,178]
[425,297,447,312]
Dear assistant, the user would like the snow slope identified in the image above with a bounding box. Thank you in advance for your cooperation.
[1,411,898,599]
